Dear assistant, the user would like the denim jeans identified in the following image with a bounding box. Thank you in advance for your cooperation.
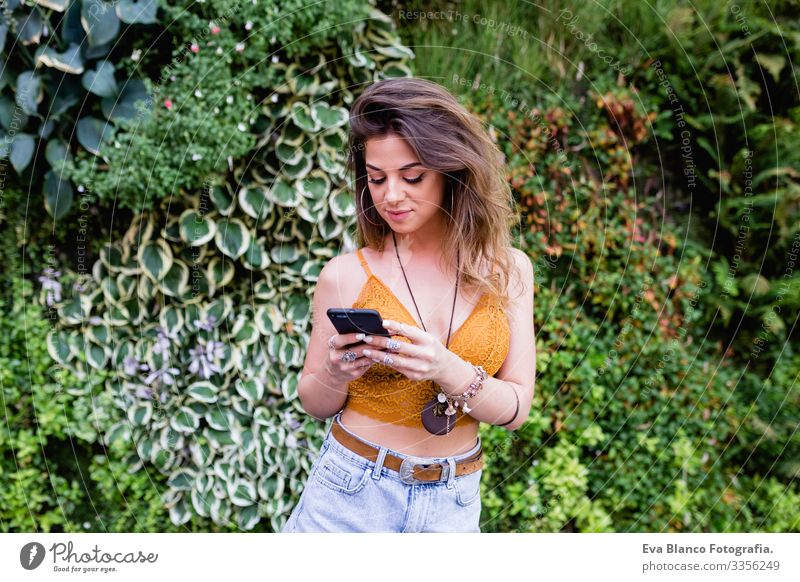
[282,412,483,533]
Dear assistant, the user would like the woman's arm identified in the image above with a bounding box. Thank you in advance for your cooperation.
[296,255,353,421]
[435,248,536,431]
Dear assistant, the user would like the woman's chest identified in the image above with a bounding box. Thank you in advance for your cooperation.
[354,271,485,345]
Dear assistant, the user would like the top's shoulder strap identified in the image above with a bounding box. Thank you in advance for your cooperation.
[355,248,373,277]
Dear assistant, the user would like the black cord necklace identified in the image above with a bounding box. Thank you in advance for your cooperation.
[391,230,461,436]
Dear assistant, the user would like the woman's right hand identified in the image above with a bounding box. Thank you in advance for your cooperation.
[325,333,374,382]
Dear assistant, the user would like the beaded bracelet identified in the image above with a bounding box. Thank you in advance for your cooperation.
[440,364,487,415]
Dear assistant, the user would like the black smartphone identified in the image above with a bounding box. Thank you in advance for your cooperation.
[326,308,392,339]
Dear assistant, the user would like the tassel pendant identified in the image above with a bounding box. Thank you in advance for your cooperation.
[422,395,455,435]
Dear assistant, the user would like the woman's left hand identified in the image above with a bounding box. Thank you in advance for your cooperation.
[361,319,453,384]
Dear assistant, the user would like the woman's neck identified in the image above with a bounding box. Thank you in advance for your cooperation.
[391,235,441,264]
[387,208,449,261]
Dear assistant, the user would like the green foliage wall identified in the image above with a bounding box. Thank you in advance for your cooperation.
[1,279,86,532]
[3,0,798,534]
[464,89,747,532]
[391,0,800,532]
[16,2,415,533]
[0,0,157,220]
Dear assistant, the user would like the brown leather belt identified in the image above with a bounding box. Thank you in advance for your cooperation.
[330,422,483,484]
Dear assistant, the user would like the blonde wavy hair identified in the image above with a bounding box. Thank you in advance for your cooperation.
[346,77,521,310]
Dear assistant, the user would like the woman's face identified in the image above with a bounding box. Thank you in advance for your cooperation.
[364,133,447,233]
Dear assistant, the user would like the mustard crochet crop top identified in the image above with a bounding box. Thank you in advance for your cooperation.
[344,248,511,428]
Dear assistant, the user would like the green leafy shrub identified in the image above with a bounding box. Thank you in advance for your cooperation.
[388,0,800,533]
[0,278,87,531]
[14,0,799,534]
[38,5,414,532]
[729,347,800,487]
[629,6,800,355]
[0,0,158,219]
[61,0,385,212]
[466,86,796,532]
[60,47,258,212]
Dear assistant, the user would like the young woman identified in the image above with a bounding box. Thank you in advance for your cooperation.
[282,77,536,533]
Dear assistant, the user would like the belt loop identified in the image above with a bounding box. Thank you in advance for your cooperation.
[445,458,457,489]
[372,446,388,480]
[325,416,337,443]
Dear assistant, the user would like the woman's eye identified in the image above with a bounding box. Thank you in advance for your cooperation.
[367,173,424,185]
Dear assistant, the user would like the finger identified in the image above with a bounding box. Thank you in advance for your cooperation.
[344,350,371,369]
[363,334,427,359]
[382,319,423,342]
[328,332,365,349]
[335,351,361,372]
[354,357,372,369]
[346,332,366,344]
[364,348,409,369]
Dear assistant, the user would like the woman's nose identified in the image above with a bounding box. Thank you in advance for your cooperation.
[385,177,404,202]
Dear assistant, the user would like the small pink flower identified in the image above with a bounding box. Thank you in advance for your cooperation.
[210,24,220,34]
[164,99,173,110]
[190,43,199,53]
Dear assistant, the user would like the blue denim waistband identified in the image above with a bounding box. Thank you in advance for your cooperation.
[331,411,481,463]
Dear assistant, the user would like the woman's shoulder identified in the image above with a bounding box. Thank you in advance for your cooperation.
[308,251,376,326]
[319,249,358,279]
[503,247,534,300]
[504,246,526,259]
[480,247,526,281]
[316,249,372,292]
[507,247,530,272]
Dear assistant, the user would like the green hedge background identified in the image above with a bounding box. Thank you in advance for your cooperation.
[1,0,798,532]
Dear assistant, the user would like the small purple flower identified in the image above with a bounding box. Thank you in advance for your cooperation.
[38,267,62,306]
[162,367,179,385]
[73,279,90,294]
[153,326,178,356]
[193,315,218,332]
[283,410,302,430]
[123,355,149,376]
[205,341,224,365]
[135,385,153,399]
[188,340,224,379]
[144,365,180,387]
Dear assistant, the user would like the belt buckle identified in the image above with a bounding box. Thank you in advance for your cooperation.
[399,456,448,485]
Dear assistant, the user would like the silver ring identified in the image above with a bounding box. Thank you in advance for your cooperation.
[341,350,357,363]
[327,337,336,350]
[386,338,401,352]
[383,354,394,365]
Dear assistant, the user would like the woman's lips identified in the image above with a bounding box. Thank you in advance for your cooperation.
[387,210,412,221]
